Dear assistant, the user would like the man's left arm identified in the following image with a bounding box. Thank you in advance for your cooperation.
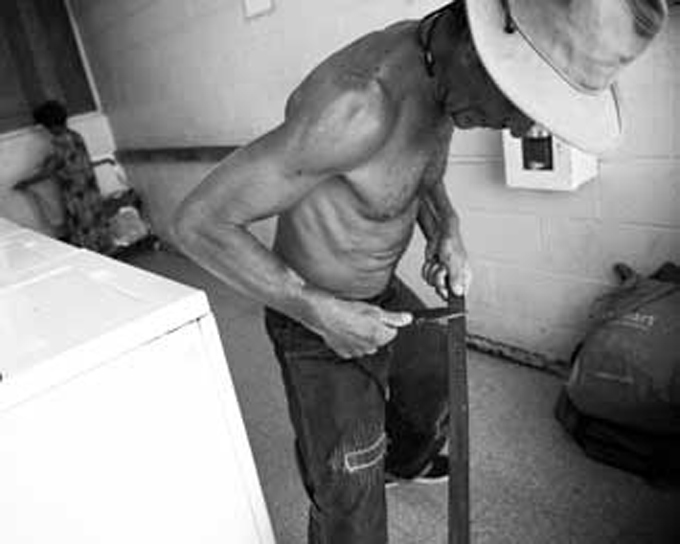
[417,178,472,300]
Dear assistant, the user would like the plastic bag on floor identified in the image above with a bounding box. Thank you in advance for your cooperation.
[556,262,680,483]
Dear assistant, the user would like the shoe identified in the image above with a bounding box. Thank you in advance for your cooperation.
[385,454,449,488]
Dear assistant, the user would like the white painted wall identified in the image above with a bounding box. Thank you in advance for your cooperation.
[68,0,443,146]
[68,0,680,361]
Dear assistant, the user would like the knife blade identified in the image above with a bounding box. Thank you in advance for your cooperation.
[410,307,466,326]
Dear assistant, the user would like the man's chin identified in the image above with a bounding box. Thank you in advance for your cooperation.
[450,113,478,130]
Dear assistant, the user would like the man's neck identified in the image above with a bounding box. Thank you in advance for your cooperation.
[421,10,487,122]
[418,6,466,112]
[417,4,454,78]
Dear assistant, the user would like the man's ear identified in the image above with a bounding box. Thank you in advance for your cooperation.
[451,107,485,130]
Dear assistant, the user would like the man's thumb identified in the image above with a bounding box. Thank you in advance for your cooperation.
[381,310,413,328]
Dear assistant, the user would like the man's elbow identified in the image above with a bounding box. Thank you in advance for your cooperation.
[171,200,203,253]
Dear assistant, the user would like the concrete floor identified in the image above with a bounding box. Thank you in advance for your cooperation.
[125,249,679,544]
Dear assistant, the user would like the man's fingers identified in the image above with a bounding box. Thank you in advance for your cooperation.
[332,338,383,359]
[434,267,448,298]
[422,260,436,284]
[448,264,473,297]
[448,274,465,297]
[423,259,448,291]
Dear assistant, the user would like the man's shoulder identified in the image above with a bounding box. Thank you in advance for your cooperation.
[284,65,398,157]
[288,64,394,121]
[275,22,425,172]
[284,31,411,150]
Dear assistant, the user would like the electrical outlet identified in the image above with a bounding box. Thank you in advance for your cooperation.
[243,0,274,19]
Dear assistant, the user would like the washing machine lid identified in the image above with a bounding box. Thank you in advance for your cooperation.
[0,217,24,239]
[0,229,79,288]
[0,230,210,410]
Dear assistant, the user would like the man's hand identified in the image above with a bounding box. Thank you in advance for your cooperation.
[308,297,412,359]
[422,229,472,300]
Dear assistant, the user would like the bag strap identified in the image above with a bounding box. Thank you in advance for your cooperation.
[590,281,680,326]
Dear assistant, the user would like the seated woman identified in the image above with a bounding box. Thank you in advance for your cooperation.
[15,100,111,253]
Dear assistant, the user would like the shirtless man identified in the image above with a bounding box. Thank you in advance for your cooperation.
[173,0,666,542]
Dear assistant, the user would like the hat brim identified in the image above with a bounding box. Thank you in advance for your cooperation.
[466,0,622,154]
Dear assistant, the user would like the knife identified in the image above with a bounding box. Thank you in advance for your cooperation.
[410,306,466,326]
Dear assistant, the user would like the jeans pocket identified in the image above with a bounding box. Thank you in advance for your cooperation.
[323,420,387,517]
[343,431,387,473]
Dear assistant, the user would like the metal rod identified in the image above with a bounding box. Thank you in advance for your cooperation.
[448,294,469,544]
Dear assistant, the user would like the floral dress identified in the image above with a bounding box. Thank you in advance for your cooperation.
[47,129,110,253]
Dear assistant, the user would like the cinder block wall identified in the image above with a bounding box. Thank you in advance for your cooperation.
[69,0,680,362]
[413,20,680,361]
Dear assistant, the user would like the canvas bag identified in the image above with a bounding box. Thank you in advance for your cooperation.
[555,263,680,480]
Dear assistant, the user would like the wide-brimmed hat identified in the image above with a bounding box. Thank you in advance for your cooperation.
[466,0,668,153]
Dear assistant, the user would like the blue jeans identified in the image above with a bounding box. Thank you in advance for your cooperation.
[264,277,449,544]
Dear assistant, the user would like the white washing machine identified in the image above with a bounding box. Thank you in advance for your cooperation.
[0,221,275,544]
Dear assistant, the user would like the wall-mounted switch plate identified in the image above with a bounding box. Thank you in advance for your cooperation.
[243,0,274,19]
[502,130,599,192]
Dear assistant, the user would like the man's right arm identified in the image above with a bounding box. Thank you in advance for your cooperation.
[172,83,411,357]
[173,122,319,323]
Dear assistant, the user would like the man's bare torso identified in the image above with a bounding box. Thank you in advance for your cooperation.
[274,21,454,299]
